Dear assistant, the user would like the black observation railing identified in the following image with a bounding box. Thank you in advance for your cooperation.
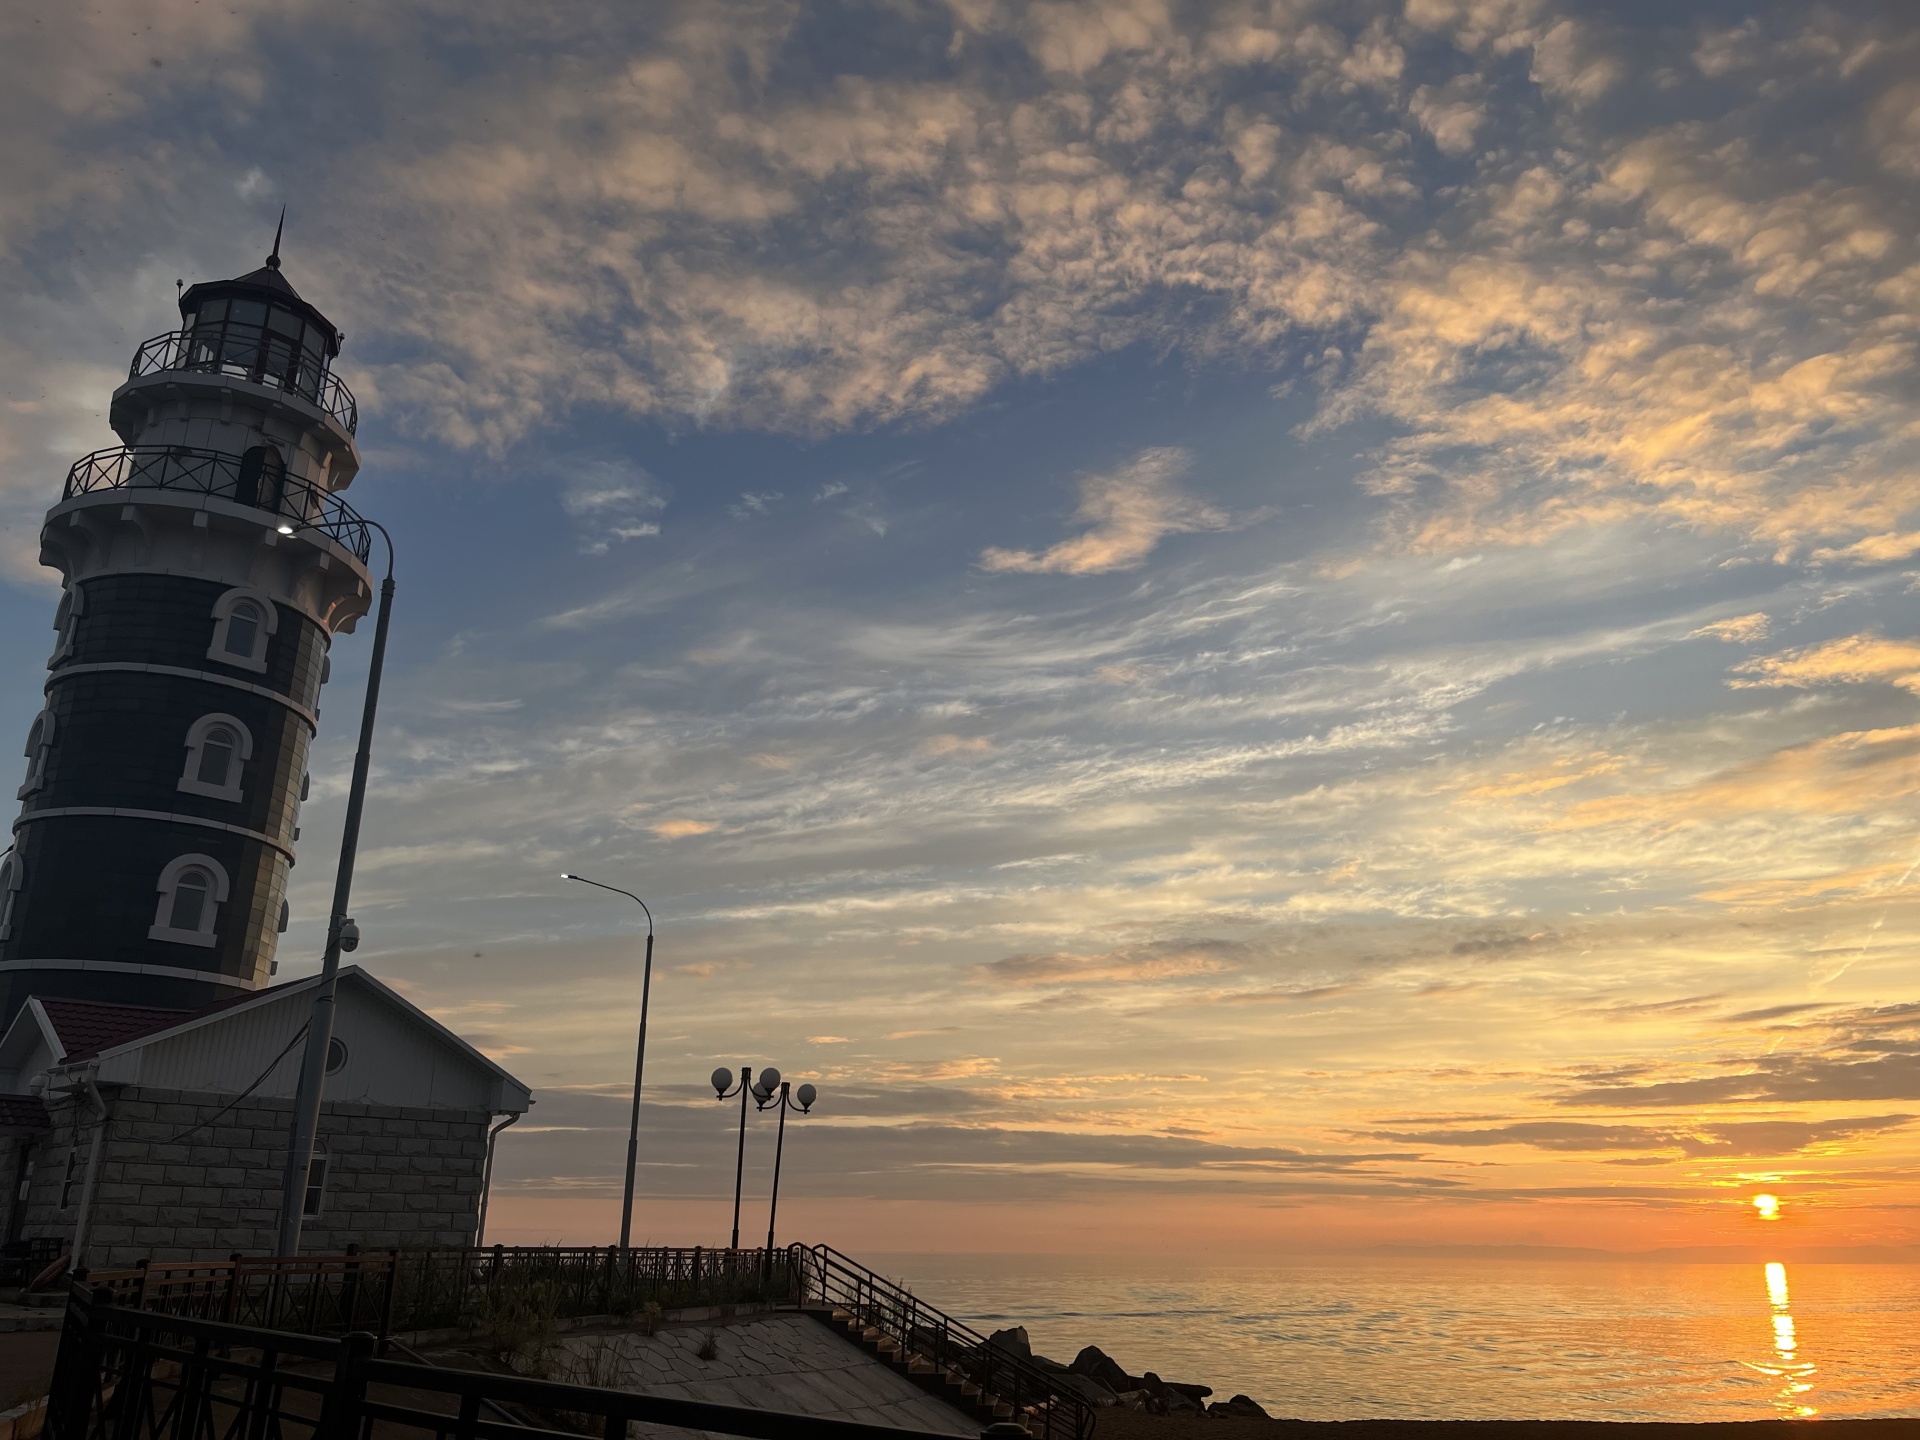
[84,1245,804,1338]
[45,1281,985,1440]
[797,1245,1095,1440]
[63,446,372,563]
[129,328,358,434]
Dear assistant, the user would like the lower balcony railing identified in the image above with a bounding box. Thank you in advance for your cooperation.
[63,446,372,563]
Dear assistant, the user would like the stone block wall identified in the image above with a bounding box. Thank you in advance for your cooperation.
[11,1084,491,1268]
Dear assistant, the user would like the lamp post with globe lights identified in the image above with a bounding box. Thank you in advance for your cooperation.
[759,1077,815,1257]
[710,1065,815,1254]
[710,1066,758,1249]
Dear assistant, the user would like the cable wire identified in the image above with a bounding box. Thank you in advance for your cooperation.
[161,1023,311,1145]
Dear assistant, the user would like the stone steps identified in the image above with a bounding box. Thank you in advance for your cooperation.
[803,1305,1019,1433]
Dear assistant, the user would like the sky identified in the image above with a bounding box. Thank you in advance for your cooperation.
[3,0,1920,1258]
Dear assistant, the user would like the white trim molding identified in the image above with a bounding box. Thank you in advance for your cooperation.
[208,586,278,674]
[15,807,295,862]
[149,852,230,948]
[48,583,84,667]
[0,958,256,990]
[0,851,21,943]
[50,663,317,730]
[17,707,54,799]
[177,713,253,803]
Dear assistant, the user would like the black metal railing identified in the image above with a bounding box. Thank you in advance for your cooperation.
[46,1282,982,1440]
[798,1245,1094,1440]
[129,329,358,433]
[86,1245,805,1338]
[63,446,372,562]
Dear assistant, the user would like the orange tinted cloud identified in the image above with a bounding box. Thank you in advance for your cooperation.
[980,448,1228,575]
[1733,633,1920,694]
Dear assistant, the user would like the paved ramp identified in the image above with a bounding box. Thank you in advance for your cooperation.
[552,1312,977,1437]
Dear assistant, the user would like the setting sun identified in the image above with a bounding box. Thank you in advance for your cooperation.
[1753,1194,1782,1221]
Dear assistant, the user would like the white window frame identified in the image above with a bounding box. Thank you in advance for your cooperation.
[0,851,21,942]
[301,1151,330,1218]
[17,708,54,799]
[148,853,230,948]
[176,713,253,803]
[208,587,278,674]
[48,585,84,666]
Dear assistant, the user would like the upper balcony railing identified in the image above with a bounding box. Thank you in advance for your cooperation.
[64,445,373,562]
[129,327,358,434]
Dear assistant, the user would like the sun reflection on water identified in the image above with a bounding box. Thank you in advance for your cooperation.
[1747,1261,1816,1417]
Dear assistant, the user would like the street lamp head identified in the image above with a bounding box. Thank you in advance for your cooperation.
[710,1066,734,1098]
[796,1083,817,1111]
[560,872,573,879]
[758,1066,781,1094]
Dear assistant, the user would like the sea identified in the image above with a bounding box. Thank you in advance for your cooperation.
[866,1254,1920,1422]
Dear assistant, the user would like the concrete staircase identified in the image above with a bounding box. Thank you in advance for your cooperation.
[806,1303,1019,1431]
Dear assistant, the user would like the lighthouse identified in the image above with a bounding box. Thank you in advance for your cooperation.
[0,236,373,1022]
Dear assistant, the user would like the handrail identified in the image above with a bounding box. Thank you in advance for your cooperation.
[46,1285,959,1440]
[127,328,358,433]
[85,1243,803,1336]
[62,445,372,562]
[801,1244,1094,1440]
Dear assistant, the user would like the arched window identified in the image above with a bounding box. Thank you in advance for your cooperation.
[177,713,253,802]
[17,709,53,799]
[232,445,287,513]
[0,851,22,942]
[208,587,277,673]
[48,584,84,666]
[148,853,230,948]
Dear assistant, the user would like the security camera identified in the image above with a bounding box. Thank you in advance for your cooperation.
[338,919,360,952]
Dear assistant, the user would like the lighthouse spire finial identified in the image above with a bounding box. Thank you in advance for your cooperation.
[267,206,285,270]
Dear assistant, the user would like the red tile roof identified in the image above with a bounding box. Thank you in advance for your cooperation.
[37,997,193,1062]
[0,1093,49,1133]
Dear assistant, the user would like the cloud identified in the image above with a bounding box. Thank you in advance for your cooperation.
[919,734,993,758]
[980,448,1229,575]
[1409,76,1485,156]
[1559,1007,1920,1107]
[730,491,783,519]
[559,459,668,553]
[1731,634,1920,695]
[1372,1116,1913,1159]
[982,941,1242,989]
[649,819,715,839]
[1691,613,1770,644]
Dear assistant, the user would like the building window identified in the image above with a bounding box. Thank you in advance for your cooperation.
[208,587,277,673]
[59,1150,78,1210]
[176,713,253,802]
[48,585,84,666]
[17,709,53,799]
[0,851,21,943]
[148,853,230,948]
[301,1152,330,1218]
[325,1037,348,1075]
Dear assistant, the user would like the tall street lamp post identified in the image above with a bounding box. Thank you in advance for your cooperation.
[710,1065,764,1249]
[757,1074,815,1257]
[276,519,394,1257]
[561,874,655,1251]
